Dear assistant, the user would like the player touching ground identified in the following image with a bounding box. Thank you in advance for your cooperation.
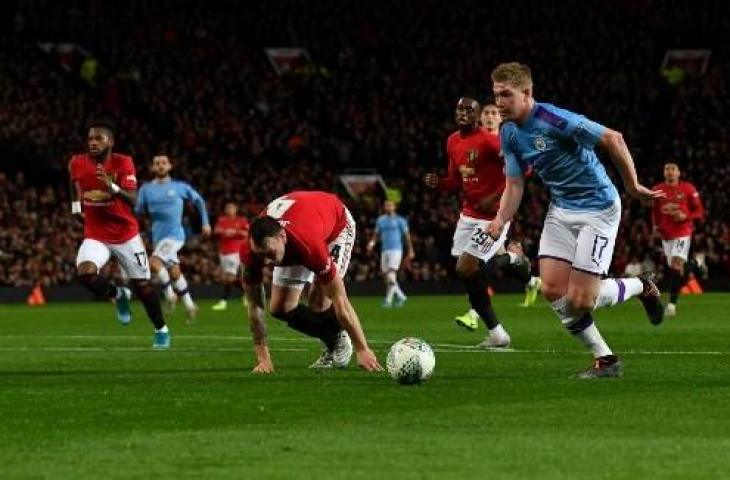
[69,121,170,348]
[135,155,211,322]
[366,200,415,308]
[652,161,704,316]
[488,62,665,378]
[211,202,249,311]
[241,191,382,374]
[424,97,521,349]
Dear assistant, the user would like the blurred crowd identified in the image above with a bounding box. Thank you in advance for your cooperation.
[1,0,730,287]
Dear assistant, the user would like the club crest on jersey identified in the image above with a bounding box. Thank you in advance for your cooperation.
[534,136,547,152]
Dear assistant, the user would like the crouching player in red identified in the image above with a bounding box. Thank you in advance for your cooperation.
[240,191,382,374]
[69,121,169,348]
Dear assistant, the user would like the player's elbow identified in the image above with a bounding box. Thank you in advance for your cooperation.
[601,129,625,149]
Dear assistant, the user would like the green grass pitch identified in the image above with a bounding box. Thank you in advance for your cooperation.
[1,293,730,479]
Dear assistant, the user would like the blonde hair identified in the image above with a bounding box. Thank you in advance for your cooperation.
[491,62,533,89]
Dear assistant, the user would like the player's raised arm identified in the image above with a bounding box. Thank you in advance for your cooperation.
[598,128,663,201]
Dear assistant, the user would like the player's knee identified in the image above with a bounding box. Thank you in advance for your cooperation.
[540,281,564,302]
[168,264,181,279]
[149,256,163,273]
[77,262,98,276]
[131,279,154,297]
[385,270,397,285]
[566,291,595,313]
[270,305,296,320]
[455,261,479,280]
[671,262,685,275]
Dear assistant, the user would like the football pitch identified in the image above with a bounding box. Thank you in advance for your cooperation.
[1,293,729,479]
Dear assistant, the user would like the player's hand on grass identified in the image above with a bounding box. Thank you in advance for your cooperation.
[423,173,439,188]
[252,359,274,374]
[357,349,383,372]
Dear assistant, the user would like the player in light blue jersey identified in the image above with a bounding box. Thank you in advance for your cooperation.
[488,62,665,378]
[366,200,415,307]
[135,155,211,321]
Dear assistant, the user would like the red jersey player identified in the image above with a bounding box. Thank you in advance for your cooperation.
[241,191,381,374]
[652,161,704,316]
[211,202,249,311]
[69,120,169,348]
[424,97,527,349]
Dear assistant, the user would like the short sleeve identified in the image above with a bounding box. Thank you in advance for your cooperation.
[543,105,606,149]
[118,157,138,190]
[501,126,526,178]
[68,156,79,181]
[399,217,409,234]
[134,185,146,214]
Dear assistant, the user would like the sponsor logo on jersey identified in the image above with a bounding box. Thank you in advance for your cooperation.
[84,189,112,202]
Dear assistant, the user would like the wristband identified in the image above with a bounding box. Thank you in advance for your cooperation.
[109,182,121,194]
[71,201,82,214]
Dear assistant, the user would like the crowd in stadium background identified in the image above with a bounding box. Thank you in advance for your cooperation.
[1,0,729,288]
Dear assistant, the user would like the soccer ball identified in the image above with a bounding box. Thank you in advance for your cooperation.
[386,337,435,385]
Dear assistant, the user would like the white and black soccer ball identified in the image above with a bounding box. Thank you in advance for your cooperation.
[386,337,435,385]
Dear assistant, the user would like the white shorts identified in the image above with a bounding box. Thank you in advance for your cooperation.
[662,236,691,264]
[380,250,403,273]
[451,213,510,262]
[272,209,356,289]
[538,199,621,276]
[219,252,241,275]
[152,238,184,267]
[76,234,151,280]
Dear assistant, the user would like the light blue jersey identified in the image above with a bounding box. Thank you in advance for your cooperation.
[501,102,618,211]
[135,179,210,244]
[375,214,409,252]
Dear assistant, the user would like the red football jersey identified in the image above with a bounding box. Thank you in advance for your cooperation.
[439,128,505,220]
[69,153,139,243]
[242,191,347,285]
[652,181,704,239]
[215,215,249,254]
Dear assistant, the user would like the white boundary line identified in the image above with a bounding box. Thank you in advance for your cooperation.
[1,335,728,355]
[0,344,727,356]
